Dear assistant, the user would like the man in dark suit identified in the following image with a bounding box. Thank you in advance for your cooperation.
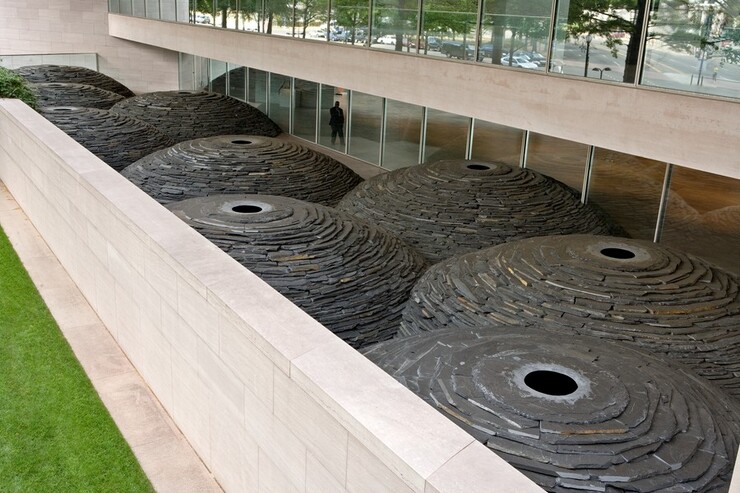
[329,101,345,145]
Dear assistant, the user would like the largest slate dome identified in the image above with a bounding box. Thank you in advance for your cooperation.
[336,159,625,263]
[15,64,135,97]
[167,194,427,348]
[109,90,282,142]
[121,135,362,206]
[364,328,740,493]
[31,82,126,110]
[401,234,740,397]
[39,107,175,172]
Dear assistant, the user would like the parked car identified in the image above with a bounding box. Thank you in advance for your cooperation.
[194,13,212,24]
[479,43,494,58]
[500,55,538,69]
[377,34,398,45]
[514,50,546,67]
[425,36,442,51]
[441,41,476,60]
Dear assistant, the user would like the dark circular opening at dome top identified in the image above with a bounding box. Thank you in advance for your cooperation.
[232,204,263,214]
[51,107,73,112]
[177,91,192,95]
[467,164,491,171]
[231,139,252,145]
[600,247,636,260]
[524,370,578,396]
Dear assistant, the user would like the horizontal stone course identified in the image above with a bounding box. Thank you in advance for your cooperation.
[31,82,127,109]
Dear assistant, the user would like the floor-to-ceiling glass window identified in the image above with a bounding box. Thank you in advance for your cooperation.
[227,64,247,100]
[318,84,347,147]
[119,0,132,15]
[248,68,268,111]
[470,119,524,166]
[179,54,210,90]
[524,133,587,191]
[209,59,228,92]
[551,0,645,81]
[349,91,383,163]
[589,149,666,240]
[641,0,739,98]
[291,0,329,39]
[293,78,319,141]
[421,0,478,61]
[480,0,551,69]
[214,0,238,28]
[423,109,470,162]
[192,0,215,24]
[132,0,146,17]
[269,73,292,131]
[661,167,740,274]
[371,0,420,53]
[331,0,370,45]
[145,0,160,18]
[382,99,422,169]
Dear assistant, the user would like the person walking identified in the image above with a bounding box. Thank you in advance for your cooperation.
[329,101,345,145]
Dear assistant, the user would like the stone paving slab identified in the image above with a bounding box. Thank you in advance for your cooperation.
[0,182,222,493]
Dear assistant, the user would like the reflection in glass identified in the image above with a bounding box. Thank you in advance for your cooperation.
[424,109,470,162]
[260,0,291,35]
[371,0,419,53]
[318,84,347,148]
[661,166,740,274]
[145,0,159,18]
[227,64,247,101]
[119,0,132,15]
[331,0,370,45]
[590,149,666,240]
[421,0,478,61]
[269,73,292,132]
[132,0,145,17]
[215,0,238,28]
[470,119,523,166]
[349,92,382,163]
[382,99,422,170]
[109,0,120,14]
[292,0,328,38]
[209,59,227,93]
[642,0,739,98]
[192,0,214,25]
[294,79,319,141]
[526,133,587,191]
[480,0,551,69]
[248,68,268,111]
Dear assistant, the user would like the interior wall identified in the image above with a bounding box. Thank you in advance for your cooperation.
[0,0,178,94]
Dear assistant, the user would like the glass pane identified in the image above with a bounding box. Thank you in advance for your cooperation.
[551,0,646,81]
[331,0,370,45]
[661,167,740,275]
[589,149,666,240]
[318,84,346,148]
[227,64,247,101]
[261,0,291,35]
[209,59,227,93]
[145,0,160,18]
[294,79,319,141]
[132,0,145,17]
[178,53,210,90]
[215,0,238,28]
[349,91,382,163]
[421,0,478,61]
[526,133,588,191]
[641,1,739,98]
[382,99,422,170]
[371,0,419,53]
[161,0,178,20]
[109,0,120,14]
[480,0,551,70]
[120,0,133,15]
[424,108,469,163]
[269,73,292,132]
[193,0,214,24]
[175,0,189,22]
[470,119,523,166]
[248,68,268,112]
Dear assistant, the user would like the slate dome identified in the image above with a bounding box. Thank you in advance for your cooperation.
[31,82,126,110]
[15,64,135,97]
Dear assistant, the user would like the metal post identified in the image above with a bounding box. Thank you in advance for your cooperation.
[465,117,474,160]
[379,98,388,166]
[419,107,428,164]
[581,145,595,205]
[653,163,674,243]
[519,130,530,168]
[583,35,592,77]
[344,90,352,154]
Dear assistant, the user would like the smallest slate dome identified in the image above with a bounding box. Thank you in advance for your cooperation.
[15,64,135,97]
[337,159,625,263]
[121,135,363,206]
[39,107,175,172]
[167,194,427,348]
[31,82,126,110]
[109,90,282,143]
[364,328,740,493]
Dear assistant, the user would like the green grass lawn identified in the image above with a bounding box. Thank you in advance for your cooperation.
[0,225,154,493]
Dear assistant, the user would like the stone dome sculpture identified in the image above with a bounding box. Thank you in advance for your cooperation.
[15,64,135,97]
[31,82,126,109]
[336,159,625,263]
[109,90,282,142]
[364,328,740,493]
[39,107,175,172]
[401,234,740,397]
[121,135,362,206]
[167,194,427,348]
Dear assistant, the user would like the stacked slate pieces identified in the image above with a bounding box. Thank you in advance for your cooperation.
[39,107,176,172]
[109,90,282,143]
[121,135,363,206]
[14,64,135,97]
[336,159,625,264]
[401,234,740,397]
[31,82,126,110]
[167,194,427,348]
[364,327,740,493]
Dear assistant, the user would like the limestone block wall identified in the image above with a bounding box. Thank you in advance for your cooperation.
[0,0,177,94]
[0,98,546,493]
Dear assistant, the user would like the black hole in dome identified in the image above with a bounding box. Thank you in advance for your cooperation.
[232,204,263,214]
[231,140,252,145]
[524,370,578,396]
[467,164,491,171]
[52,108,73,112]
[177,91,191,95]
[600,247,636,260]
